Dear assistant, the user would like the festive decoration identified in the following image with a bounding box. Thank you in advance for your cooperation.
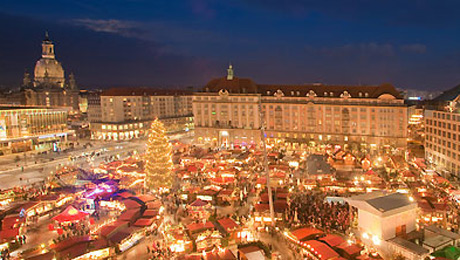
[144,119,174,192]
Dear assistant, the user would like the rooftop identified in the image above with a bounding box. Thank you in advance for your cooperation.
[433,84,460,101]
[366,193,414,213]
[425,225,460,240]
[0,105,68,111]
[424,235,453,249]
[101,87,193,96]
[389,237,429,255]
[203,76,402,99]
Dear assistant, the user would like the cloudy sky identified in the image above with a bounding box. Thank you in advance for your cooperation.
[0,0,459,90]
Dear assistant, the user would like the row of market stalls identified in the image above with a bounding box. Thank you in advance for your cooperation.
[165,216,242,255]
[15,156,165,260]
[284,227,377,260]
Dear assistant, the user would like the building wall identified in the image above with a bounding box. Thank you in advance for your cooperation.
[425,109,460,175]
[25,89,80,112]
[0,107,71,155]
[87,91,102,123]
[193,92,407,149]
[357,209,383,239]
[357,208,417,241]
[381,209,417,240]
[90,90,193,141]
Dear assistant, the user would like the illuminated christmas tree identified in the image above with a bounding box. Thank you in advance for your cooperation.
[144,119,174,192]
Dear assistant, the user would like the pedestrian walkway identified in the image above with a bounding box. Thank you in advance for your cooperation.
[259,232,298,260]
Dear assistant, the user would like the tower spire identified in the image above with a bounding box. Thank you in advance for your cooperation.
[226,63,234,80]
[44,31,50,41]
[41,31,55,59]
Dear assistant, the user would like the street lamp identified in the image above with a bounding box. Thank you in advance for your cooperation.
[258,96,275,227]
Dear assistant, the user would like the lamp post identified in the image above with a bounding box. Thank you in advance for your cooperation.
[258,96,275,226]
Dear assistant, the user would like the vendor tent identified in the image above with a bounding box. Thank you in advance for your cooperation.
[52,205,89,223]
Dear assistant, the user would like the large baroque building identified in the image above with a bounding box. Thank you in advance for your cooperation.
[24,33,80,112]
[193,66,407,151]
[89,88,193,140]
[424,84,460,176]
[0,32,81,112]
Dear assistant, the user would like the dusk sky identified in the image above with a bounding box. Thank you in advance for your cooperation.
[1,0,460,90]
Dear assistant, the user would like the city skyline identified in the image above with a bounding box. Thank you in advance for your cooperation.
[0,1,460,90]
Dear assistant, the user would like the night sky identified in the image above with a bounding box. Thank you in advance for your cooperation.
[1,0,460,90]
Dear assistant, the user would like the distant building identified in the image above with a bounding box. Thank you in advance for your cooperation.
[87,90,102,123]
[0,106,72,156]
[193,65,407,151]
[21,32,80,113]
[0,32,81,113]
[424,84,460,176]
[89,88,193,141]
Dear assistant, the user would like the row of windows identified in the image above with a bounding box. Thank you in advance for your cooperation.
[432,112,460,121]
[101,123,144,130]
[428,152,460,173]
[426,127,458,141]
[426,119,459,131]
[427,138,458,150]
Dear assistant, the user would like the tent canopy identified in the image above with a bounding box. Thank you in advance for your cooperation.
[53,205,89,223]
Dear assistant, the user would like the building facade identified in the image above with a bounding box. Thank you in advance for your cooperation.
[20,32,80,113]
[193,66,407,151]
[0,106,72,155]
[87,90,102,123]
[424,85,460,176]
[89,88,193,141]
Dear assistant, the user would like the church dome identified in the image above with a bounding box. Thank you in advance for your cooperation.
[34,58,65,86]
[33,32,65,88]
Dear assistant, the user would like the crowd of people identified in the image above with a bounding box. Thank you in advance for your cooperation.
[147,240,172,259]
[287,191,350,233]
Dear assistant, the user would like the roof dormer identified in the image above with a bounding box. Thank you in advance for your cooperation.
[274,89,284,98]
[307,90,317,97]
[341,91,351,98]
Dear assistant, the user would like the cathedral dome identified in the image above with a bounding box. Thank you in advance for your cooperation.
[33,32,65,88]
[34,58,65,86]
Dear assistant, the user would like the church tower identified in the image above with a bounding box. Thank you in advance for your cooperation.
[41,31,55,59]
[227,64,234,80]
[34,31,65,87]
